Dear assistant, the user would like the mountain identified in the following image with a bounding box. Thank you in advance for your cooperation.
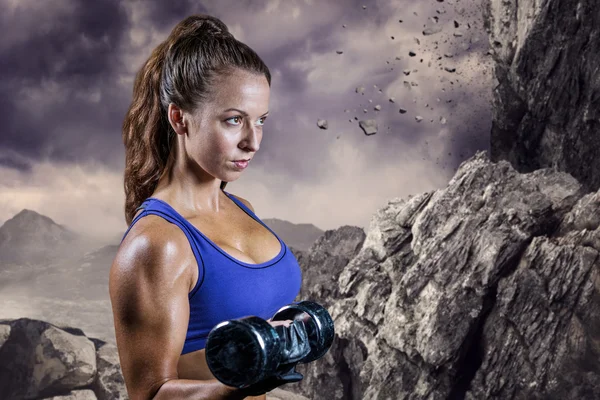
[262,218,324,252]
[0,209,80,265]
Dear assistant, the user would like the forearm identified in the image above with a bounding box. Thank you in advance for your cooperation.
[152,378,247,400]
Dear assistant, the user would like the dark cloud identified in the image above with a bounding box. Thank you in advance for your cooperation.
[0,0,129,170]
[0,0,493,187]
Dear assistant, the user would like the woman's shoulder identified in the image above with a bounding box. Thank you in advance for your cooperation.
[227,192,255,213]
[114,213,191,276]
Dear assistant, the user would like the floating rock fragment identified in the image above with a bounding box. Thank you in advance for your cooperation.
[336,50,343,54]
[389,97,395,103]
[440,116,447,124]
[399,108,407,114]
[444,67,456,73]
[415,116,423,122]
[358,119,377,135]
[403,81,411,89]
[363,109,368,113]
[453,31,463,37]
[317,119,328,129]
[423,26,443,36]
[356,86,365,94]
[454,20,460,28]
[403,69,411,76]
[409,51,416,57]
[374,105,381,111]
[342,24,346,28]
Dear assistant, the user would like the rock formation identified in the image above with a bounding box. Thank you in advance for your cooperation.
[285,151,599,400]
[0,318,309,399]
[483,0,600,192]
[0,318,126,399]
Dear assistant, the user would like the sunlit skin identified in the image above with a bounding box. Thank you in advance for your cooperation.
[114,68,293,399]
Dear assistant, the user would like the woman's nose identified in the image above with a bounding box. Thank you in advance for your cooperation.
[240,126,260,152]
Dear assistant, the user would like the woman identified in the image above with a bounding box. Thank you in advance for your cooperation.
[109,14,302,400]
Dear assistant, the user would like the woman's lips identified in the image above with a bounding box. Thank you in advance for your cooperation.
[233,160,249,169]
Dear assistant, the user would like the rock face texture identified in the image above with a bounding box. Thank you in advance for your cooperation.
[0,318,126,400]
[285,151,600,400]
[483,0,600,192]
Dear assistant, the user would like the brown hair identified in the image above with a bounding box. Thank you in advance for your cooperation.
[121,14,271,225]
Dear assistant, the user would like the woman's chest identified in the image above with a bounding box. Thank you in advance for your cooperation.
[188,211,282,265]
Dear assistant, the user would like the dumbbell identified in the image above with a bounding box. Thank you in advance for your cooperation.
[270,300,335,364]
[205,301,334,389]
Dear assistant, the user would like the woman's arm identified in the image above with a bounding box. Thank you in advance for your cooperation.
[153,378,244,400]
[109,217,245,400]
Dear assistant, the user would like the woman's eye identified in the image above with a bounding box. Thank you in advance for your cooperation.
[227,116,242,125]
[226,116,267,126]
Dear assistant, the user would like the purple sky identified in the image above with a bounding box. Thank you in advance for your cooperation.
[0,0,493,243]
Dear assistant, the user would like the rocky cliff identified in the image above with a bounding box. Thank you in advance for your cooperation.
[483,0,600,192]
[287,151,599,400]
[0,318,309,400]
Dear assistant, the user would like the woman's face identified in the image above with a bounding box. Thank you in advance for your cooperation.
[184,68,270,184]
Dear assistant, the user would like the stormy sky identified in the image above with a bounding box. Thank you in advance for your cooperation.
[0,0,494,243]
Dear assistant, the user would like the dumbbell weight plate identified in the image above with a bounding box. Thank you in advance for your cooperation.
[205,316,282,388]
[271,300,334,363]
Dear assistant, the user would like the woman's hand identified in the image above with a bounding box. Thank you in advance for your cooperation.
[266,318,293,328]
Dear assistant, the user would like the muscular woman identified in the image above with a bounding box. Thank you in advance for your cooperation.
[109,14,302,400]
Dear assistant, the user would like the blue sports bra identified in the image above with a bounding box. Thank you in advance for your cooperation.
[120,190,302,354]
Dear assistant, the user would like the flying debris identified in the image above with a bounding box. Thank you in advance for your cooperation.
[409,51,416,57]
[374,105,381,111]
[399,108,407,114]
[403,69,411,76]
[444,67,456,73]
[359,119,377,135]
[356,86,365,94]
[363,109,368,113]
[336,50,343,54]
[423,26,443,36]
[415,116,423,122]
[389,97,395,103]
[317,119,328,129]
[440,117,447,124]
[342,24,346,28]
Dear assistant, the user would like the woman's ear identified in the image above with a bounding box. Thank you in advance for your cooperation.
[167,103,188,135]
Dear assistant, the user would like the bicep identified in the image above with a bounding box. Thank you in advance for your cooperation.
[109,227,191,399]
